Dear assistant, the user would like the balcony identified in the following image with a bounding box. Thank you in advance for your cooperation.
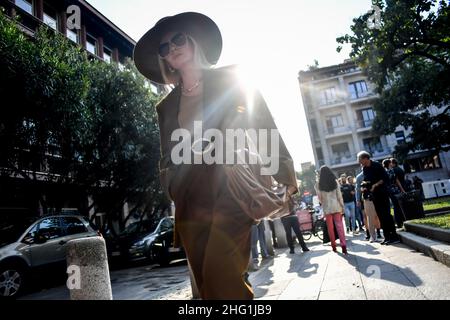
[318,99,345,110]
[349,91,378,103]
[325,126,352,139]
[356,119,374,132]
[363,146,392,158]
[331,153,355,165]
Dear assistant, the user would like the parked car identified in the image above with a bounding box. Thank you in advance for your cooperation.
[130,216,185,266]
[106,216,185,266]
[104,219,160,261]
[0,214,99,298]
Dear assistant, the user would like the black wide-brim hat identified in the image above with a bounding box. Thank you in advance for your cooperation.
[133,12,222,84]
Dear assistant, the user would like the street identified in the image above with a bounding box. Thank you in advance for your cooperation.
[20,233,450,300]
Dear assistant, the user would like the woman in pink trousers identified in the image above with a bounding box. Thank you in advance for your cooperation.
[315,166,348,254]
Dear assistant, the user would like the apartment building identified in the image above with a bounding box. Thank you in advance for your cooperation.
[1,0,165,93]
[299,61,391,176]
[298,60,450,188]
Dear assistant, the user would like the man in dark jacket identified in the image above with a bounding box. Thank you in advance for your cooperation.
[281,198,310,254]
[358,151,400,244]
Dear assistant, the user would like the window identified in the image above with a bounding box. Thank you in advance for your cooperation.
[43,3,57,30]
[404,154,442,173]
[47,133,61,156]
[62,217,88,236]
[331,142,351,164]
[319,87,337,105]
[22,224,38,243]
[38,218,63,240]
[150,83,159,95]
[326,114,344,134]
[356,108,375,128]
[348,80,369,99]
[395,131,406,144]
[103,47,112,63]
[86,34,97,55]
[15,0,33,15]
[66,28,78,43]
[363,137,384,155]
[160,218,173,232]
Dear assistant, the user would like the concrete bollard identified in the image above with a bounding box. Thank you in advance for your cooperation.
[66,236,113,300]
[272,218,288,248]
[262,219,275,256]
[188,261,200,299]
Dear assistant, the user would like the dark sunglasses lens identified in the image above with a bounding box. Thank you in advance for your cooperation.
[172,33,186,46]
[158,43,170,57]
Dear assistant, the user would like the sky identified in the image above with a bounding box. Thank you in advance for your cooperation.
[87,0,373,171]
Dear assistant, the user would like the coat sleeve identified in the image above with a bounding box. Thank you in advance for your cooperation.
[248,89,298,195]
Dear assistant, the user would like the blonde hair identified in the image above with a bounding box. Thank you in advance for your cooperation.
[158,34,212,84]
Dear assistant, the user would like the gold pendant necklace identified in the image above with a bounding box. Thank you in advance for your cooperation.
[181,79,202,94]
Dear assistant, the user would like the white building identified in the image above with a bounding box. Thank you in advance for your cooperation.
[298,60,450,183]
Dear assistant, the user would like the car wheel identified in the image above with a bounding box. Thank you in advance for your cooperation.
[148,245,170,267]
[0,265,26,299]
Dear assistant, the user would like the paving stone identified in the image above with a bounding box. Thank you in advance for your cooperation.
[319,286,366,300]
[277,277,322,300]
[321,273,362,291]
[362,271,426,300]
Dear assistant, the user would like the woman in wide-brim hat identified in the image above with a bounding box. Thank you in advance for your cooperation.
[134,12,298,300]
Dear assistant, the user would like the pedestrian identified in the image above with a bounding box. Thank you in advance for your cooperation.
[341,175,358,235]
[356,168,383,241]
[281,198,310,254]
[384,158,406,228]
[133,12,298,299]
[347,176,364,232]
[358,152,400,245]
[250,220,271,270]
[315,166,347,254]
[268,220,278,248]
[413,176,425,202]
[360,180,381,242]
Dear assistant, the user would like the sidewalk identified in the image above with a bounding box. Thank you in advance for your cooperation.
[249,234,450,300]
[20,234,450,300]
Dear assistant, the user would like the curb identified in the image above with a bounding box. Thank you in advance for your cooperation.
[398,231,450,268]
[424,207,450,215]
[404,222,450,243]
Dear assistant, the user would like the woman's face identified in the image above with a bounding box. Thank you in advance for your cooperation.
[159,32,195,71]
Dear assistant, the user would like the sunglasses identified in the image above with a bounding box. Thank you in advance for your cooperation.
[158,33,187,58]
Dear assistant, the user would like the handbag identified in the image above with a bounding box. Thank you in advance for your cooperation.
[223,131,291,221]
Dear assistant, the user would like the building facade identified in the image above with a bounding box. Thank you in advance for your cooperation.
[1,0,165,93]
[0,0,165,225]
[298,60,450,184]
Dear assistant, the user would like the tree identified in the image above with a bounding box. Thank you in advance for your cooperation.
[0,10,165,230]
[0,9,90,211]
[307,60,320,71]
[80,59,164,230]
[336,0,450,160]
[297,167,317,197]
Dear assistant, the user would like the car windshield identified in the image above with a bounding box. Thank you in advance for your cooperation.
[122,220,159,236]
[0,216,37,248]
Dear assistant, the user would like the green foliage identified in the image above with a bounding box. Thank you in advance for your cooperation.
[297,167,317,196]
[336,0,450,160]
[411,213,450,229]
[0,10,165,223]
[423,196,450,211]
